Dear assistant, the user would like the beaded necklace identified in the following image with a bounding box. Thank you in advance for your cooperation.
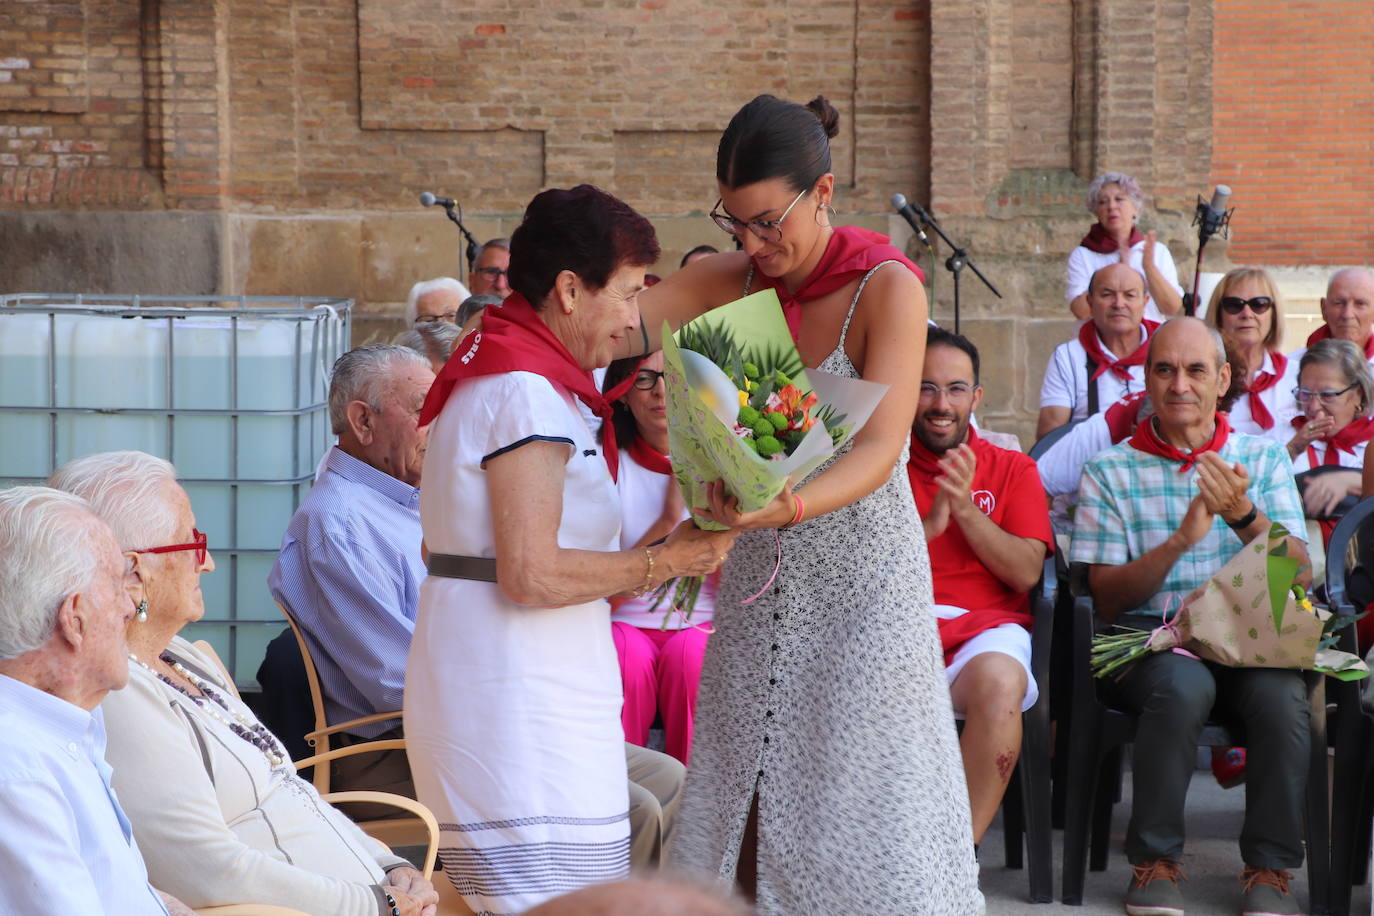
[130,651,288,769]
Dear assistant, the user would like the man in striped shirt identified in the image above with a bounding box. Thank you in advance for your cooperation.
[1070,318,1310,916]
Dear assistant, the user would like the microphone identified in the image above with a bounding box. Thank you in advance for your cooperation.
[1196,184,1232,241]
[890,193,933,248]
[419,191,455,209]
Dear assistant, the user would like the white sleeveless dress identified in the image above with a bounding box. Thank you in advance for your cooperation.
[670,264,984,914]
[404,371,629,916]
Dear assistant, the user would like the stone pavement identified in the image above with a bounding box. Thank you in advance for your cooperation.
[979,760,1364,915]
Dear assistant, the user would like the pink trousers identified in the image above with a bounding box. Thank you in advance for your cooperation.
[611,621,712,765]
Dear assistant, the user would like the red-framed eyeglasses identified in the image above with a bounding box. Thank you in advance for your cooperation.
[133,528,208,565]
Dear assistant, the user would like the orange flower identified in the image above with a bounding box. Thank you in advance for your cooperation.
[776,384,805,415]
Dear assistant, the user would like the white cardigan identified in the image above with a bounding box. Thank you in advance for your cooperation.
[100,636,404,915]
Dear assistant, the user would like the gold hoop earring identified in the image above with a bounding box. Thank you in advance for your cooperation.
[816,203,834,227]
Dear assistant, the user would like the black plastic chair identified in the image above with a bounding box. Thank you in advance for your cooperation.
[993,556,1057,903]
[1322,496,1374,915]
[1060,567,1331,912]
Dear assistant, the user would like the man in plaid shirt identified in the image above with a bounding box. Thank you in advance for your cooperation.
[1071,317,1310,916]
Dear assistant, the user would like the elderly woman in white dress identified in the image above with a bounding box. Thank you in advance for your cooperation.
[1067,171,1183,321]
[49,450,439,916]
[406,184,735,916]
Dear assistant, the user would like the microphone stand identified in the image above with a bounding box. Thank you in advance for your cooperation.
[441,201,480,280]
[911,203,1002,334]
[1183,197,1234,317]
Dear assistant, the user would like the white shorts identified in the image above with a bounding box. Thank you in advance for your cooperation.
[936,604,1037,717]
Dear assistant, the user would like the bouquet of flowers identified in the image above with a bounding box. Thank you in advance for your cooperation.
[649,289,888,619]
[1091,523,1367,681]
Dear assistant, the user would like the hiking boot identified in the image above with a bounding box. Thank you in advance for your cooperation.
[1240,867,1298,916]
[1211,746,1247,789]
[1125,858,1186,916]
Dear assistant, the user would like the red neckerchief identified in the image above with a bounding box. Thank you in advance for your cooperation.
[628,434,672,476]
[1306,324,1374,360]
[1293,415,1374,467]
[1243,350,1287,431]
[906,424,981,493]
[1103,391,1149,443]
[1079,319,1159,382]
[419,292,619,481]
[749,225,924,344]
[938,610,1034,666]
[1128,413,1231,473]
[1079,222,1146,254]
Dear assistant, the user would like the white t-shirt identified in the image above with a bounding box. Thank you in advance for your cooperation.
[1065,239,1182,323]
[1039,324,1150,421]
[1228,350,1301,445]
[611,448,716,629]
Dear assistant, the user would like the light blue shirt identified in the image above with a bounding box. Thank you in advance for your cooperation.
[269,447,425,737]
[0,674,169,914]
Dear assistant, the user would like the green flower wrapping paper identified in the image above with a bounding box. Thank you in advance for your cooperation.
[660,289,888,531]
[1092,523,1368,680]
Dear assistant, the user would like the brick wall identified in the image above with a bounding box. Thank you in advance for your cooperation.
[1212,0,1374,264]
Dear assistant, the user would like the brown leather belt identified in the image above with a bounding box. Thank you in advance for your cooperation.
[426,553,498,582]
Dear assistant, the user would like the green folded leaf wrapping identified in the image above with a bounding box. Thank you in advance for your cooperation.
[661,290,888,531]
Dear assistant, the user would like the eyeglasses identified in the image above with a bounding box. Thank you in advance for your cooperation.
[474,266,508,280]
[633,370,666,391]
[709,189,808,243]
[1293,383,1358,406]
[1218,296,1274,316]
[133,528,208,565]
[414,312,458,324]
[919,382,976,402]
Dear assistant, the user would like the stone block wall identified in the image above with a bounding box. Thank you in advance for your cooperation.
[3,0,1241,445]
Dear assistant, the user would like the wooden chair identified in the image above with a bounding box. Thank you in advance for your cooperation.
[1058,586,1331,912]
[273,601,405,794]
[1322,497,1374,915]
[188,639,435,864]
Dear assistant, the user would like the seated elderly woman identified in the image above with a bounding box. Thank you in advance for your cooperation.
[48,450,439,916]
[602,351,717,766]
[1208,266,1300,442]
[1066,171,1183,321]
[1287,338,1374,548]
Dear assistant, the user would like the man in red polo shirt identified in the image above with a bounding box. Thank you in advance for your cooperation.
[908,327,1054,847]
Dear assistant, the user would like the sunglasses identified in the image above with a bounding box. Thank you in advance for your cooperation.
[133,528,208,565]
[1218,296,1274,316]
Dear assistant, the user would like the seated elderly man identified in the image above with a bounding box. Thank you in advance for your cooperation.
[1289,267,1374,367]
[404,276,470,325]
[0,486,182,915]
[1038,262,1157,440]
[1071,317,1310,916]
[270,345,685,868]
[907,327,1053,847]
[469,238,512,298]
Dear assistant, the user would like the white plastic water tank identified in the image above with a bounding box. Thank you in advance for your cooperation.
[0,296,350,684]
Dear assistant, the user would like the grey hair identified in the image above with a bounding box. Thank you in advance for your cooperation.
[1300,338,1374,417]
[47,450,181,551]
[1085,171,1145,216]
[458,293,503,326]
[393,321,462,369]
[404,277,469,325]
[0,486,104,660]
[327,344,432,435]
[475,237,511,261]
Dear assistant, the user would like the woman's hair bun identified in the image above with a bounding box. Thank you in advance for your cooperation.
[805,95,840,139]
